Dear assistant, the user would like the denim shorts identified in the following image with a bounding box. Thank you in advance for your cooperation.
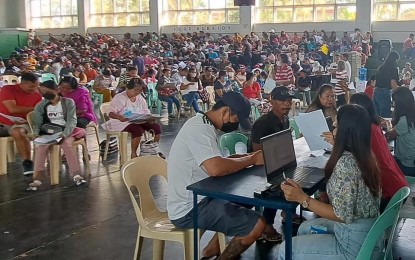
[170,197,261,237]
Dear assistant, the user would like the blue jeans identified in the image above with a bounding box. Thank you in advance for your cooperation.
[373,88,392,118]
[159,95,180,114]
[183,92,200,113]
[277,218,381,260]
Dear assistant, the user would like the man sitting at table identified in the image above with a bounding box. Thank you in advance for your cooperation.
[249,87,294,242]
[0,72,42,175]
[167,92,266,259]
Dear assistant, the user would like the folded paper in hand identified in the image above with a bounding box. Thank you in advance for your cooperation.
[0,113,26,123]
[294,110,332,151]
[34,132,63,145]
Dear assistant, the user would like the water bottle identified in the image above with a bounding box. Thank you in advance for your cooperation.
[359,67,367,81]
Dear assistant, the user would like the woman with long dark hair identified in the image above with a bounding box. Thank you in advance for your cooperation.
[348,93,407,211]
[373,51,400,117]
[386,86,415,176]
[306,84,337,122]
[278,104,381,259]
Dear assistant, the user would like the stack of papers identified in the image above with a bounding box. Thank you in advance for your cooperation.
[34,132,63,145]
[127,113,164,122]
[294,110,332,151]
[0,113,26,123]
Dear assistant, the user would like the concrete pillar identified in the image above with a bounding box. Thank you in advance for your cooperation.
[355,0,372,33]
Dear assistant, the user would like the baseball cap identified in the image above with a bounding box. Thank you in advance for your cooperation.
[40,80,58,90]
[219,92,252,129]
[271,87,295,101]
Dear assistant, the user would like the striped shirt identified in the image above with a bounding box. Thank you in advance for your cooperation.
[275,65,294,86]
[334,70,348,95]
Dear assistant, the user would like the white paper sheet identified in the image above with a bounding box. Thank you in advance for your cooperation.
[294,110,333,151]
[0,113,26,123]
[34,132,62,145]
[263,78,276,94]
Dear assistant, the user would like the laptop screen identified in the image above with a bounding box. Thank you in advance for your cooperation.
[261,129,296,175]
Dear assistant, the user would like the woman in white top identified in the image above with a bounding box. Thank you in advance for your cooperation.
[51,57,63,80]
[105,78,161,158]
[180,68,201,113]
[333,60,349,107]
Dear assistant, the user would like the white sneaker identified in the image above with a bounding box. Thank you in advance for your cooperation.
[73,175,87,186]
[27,180,42,191]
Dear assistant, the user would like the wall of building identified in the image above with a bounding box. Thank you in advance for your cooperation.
[1,0,415,42]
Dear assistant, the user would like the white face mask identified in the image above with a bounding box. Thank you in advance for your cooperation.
[190,73,197,77]
[228,72,235,78]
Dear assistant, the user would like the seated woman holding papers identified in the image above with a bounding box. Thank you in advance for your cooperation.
[306,84,337,122]
[180,67,201,113]
[104,78,161,159]
[278,104,381,260]
[242,72,271,115]
[29,80,87,191]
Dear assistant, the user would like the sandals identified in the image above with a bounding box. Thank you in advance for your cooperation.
[259,231,283,243]
[282,214,306,225]
[27,180,42,191]
[73,175,87,186]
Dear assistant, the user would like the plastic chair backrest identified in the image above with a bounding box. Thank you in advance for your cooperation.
[26,111,35,133]
[100,102,112,126]
[251,105,260,121]
[206,86,215,103]
[289,118,301,139]
[219,133,248,156]
[147,82,158,99]
[41,73,58,84]
[121,156,168,232]
[356,187,410,260]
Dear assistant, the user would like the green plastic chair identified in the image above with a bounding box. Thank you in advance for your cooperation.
[147,83,162,115]
[356,186,410,260]
[219,133,248,156]
[41,73,58,84]
[250,105,260,121]
[289,118,301,139]
[400,176,415,219]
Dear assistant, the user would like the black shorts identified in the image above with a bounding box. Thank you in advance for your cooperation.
[171,198,261,237]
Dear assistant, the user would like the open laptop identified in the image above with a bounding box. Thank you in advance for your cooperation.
[260,129,325,190]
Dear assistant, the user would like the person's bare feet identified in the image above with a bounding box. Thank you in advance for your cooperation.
[202,233,221,258]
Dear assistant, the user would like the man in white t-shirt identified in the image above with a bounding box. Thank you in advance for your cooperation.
[342,53,352,82]
[167,92,265,259]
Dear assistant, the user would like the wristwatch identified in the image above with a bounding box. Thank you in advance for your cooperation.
[301,196,311,209]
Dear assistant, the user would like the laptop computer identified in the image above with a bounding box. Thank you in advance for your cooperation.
[260,129,325,190]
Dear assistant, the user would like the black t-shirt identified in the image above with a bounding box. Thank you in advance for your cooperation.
[249,111,290,151]
[375,66,399,89]
[297,76,312,89]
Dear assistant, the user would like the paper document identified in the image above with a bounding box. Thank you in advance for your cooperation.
[34,132,63,145]
[0,113,26,123]
[263,78,276,94]
[128,113,163,122]
[294,110,332,151]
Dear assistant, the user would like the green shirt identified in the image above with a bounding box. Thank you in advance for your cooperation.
[395,116,415,167]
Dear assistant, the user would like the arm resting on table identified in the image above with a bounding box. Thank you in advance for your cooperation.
[202,155,257,177]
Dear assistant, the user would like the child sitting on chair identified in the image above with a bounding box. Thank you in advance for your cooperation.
[28,80,86,191]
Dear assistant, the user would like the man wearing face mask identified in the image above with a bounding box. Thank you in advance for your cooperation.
[167,91,265,260]
[0,73,42,175]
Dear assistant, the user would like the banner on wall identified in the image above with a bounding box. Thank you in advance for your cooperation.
[170,25,234,33]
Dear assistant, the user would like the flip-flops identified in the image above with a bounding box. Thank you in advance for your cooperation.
[259,231,283,243]
[282,214,306,225]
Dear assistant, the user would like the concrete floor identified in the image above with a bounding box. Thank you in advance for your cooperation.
[0,109,414,260]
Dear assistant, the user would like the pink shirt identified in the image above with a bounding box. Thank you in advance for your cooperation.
[102,91,150,131]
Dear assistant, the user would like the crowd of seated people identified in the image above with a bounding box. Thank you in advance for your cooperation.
[2,28,414,259]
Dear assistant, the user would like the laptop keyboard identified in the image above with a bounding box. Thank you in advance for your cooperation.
[287,167,314,183]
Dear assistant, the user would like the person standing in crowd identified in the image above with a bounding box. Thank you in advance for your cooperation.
[51,57,63,80]
[334,60,349,107]
[274,54,295,88]
[278,104,382,260]
[59,76,97,128]
[104,78,162,159]
[156,68,180,119]
[132,51,145,76]
[28,80,87,191]
[117,66,139,93]
[167,92,265,260]
[0,73,42,175]
[403,33,415,59]
[242,38,253,69]
[386,87,415,177]
[374,51,400,117]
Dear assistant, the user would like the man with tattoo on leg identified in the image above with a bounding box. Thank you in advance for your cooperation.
[167,92,266,259]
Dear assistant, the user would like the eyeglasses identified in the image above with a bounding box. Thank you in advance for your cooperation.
[321,94,336,100]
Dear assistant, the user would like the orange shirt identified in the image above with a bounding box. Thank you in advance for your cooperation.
[84,69,98,82]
